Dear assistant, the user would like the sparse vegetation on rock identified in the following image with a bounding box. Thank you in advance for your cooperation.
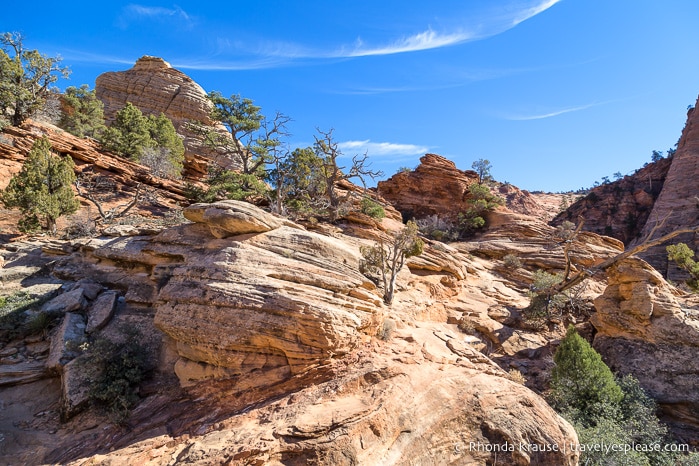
[360,220,424,304]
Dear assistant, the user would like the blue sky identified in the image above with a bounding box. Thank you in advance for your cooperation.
[3,1,699,192]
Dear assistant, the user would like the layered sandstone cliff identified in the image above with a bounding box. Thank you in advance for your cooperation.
[552,156,672,244]
[95,56,239,179]
[633,100,699,275]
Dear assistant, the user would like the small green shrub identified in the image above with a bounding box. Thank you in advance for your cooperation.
[502,254,522,269]
[360,197,385,220]
[82,325,153,424]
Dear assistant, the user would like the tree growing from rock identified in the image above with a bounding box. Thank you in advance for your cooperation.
[457,183,504,237]
[192,92,290,201]
[0,137,78,233]
[550,325,624,425]
[471,158,492,185]
[360,220,424,305]
[57,84,106,139]
[267,146,326,216]
[667,242,699,291]
[0,32,70,126]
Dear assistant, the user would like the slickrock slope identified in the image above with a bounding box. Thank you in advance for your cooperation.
[0,200,581,465]
[592,256,699,442]
[95,56,239,179]
[633,100,699,275]
[552,156,672,244]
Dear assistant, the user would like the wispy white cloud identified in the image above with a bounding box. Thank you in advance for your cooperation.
[511,0,562,27]
[503,101,606,121]
[338,30,474,57]
[327,0,561,58]
[338,140,429,157]
[118,4,195,29]
[207,0,562,61]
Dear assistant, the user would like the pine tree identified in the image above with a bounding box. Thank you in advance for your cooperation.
[550,325,624,426]
[101,102,151,159]
[1,137,78,233]
[58,84,106,138]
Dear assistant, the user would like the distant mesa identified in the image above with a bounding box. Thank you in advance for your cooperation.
[95,56,239,180]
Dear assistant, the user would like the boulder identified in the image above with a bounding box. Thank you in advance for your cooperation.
[86,291,118,334]
[47,313,87,373]
[183,200,294,238]
[41,288,86,316]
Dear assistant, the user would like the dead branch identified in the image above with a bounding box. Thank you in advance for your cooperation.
[552,225,699,295]
[75,173,145,223]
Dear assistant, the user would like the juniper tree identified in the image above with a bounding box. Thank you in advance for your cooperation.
[550,325,624,427]
[1,137,78,233]
[57,84,106,138]
[0,32,70,126]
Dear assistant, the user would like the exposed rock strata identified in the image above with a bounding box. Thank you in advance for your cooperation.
[632,99,699,275]
[377,153,546,221]
[592,257,699,441]
[377,153,480,220]
[0,120,188,201]
[30,200,584,464]
[553,156,672,244]
[95,56,239,179]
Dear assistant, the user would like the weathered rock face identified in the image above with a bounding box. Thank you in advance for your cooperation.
[631,99,699,275]
[0,120,188,201]
[377,154,480,220]
[553,156,671,244]
[95,56,239,179]
[33,200,581,465]
[63,326,577,465]
[592,257,699,441]
[377,154,547,222]
[54,200,384,387]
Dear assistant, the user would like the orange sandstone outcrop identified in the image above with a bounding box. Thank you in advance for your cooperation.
[377,154,480,220]
[377,153,547,221]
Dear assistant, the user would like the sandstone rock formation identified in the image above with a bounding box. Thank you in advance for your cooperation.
[592,256,699,442]
[0,199,580,465]
[377,153,547,222]
[0,120,188,201]
[377,154,480,220]
[95,56,239,179]
[552,156,671,244]
[632,99,699,275]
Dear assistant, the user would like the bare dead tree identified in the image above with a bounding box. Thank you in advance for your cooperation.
[74,170,147,223]
[313,128,383,221]
[549,213,694,296]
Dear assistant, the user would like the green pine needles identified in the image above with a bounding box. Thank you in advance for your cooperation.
[1,137,78,233]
